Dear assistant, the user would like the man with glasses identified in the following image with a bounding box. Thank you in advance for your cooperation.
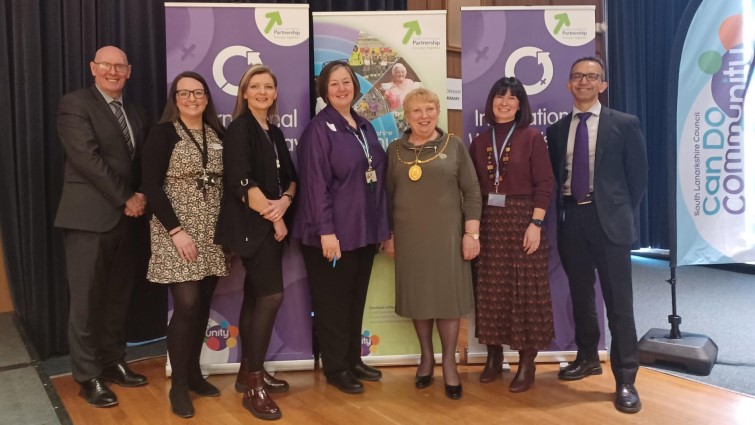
[546,56,648,414]
[55,45,149,408]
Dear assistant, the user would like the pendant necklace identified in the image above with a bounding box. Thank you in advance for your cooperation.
[396,133,452,181]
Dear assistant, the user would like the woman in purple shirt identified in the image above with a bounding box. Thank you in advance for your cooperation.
[292,60,390,394]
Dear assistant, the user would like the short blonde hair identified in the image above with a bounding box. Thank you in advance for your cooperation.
[402,87,440,112]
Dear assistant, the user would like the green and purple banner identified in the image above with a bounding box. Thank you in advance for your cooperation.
[165,3,313,373]
[461,6,603,361]
[312,11,447,363]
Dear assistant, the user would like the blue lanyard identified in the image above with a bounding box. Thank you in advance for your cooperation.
[352,127,373,170]
[492,123,516,191]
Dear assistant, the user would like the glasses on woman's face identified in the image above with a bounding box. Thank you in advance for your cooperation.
[176,89,207,99]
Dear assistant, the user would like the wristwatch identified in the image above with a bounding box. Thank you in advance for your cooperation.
[464,231,480,240]
[530,219,544,228]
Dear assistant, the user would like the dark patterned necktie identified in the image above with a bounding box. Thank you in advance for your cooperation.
[571,112,591,202]
[111,100,134,157]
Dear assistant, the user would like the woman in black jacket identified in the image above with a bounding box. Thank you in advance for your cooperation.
[214,64,297,421]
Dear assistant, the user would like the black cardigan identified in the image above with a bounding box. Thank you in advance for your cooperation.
[214,108,297,257]
[141,122,185,231]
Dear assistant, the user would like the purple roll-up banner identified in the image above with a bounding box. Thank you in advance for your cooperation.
[461,6,607,364]
[164,3,312,374]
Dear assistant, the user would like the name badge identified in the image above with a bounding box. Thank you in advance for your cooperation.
[365,169,377,183]
[488,193,506,207]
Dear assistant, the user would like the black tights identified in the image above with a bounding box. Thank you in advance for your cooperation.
[413,318,461,385]
[167,276,218,386]
[239,288,283,372]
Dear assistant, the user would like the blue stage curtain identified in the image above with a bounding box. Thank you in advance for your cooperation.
[0,0,405,359]
[606,0,700,249]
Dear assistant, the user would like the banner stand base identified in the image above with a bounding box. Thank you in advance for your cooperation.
[638,328,718,376]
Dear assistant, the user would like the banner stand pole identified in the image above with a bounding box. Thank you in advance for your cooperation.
[637,0,717,377]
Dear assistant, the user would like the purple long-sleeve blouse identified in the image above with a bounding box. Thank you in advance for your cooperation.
[292,105,390,251]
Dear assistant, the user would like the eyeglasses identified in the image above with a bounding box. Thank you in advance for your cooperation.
[176,89,207,99]
[93,61,130,74]
[570,73,602,82]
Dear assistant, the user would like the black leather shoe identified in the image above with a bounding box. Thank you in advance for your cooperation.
[615,384,641,413]
[444,383,462,400]
[79,378,118,408]
[326,370,364,394]
[188,377,220,397]
[169,385,195,418]
[101,361,148,387]
[351,362,382,381]
[558,359,602,381]
[414,374,433,389]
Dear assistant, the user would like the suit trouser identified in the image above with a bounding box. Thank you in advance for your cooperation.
[302,244,376,378]
[64,216,136,382]
[557,201,639,386]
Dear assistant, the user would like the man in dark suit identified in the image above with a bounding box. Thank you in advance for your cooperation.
[546,57,648,414]
[55,45,149,408]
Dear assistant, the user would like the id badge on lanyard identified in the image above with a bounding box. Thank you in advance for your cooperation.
[488,193,507,207]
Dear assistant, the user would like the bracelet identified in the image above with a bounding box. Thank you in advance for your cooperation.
[282,193,294,204]
[464,231,480,240]
[169,227,183,237]
[530,219,544,228]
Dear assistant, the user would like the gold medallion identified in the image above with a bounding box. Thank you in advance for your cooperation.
[408,164,422,181]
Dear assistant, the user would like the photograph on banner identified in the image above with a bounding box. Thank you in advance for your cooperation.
[461,6,606,358]
[164,3,313,369]
[675,0,754,266]
[313,11,447,150]
[313,11,447,361]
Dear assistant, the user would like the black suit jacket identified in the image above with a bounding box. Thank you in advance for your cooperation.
[55,85,148,232]
[546,106,648,245]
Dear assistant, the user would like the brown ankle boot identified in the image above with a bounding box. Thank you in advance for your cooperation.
[235,358,289,393]
[242,371,282,420]
[509,349,537,393]
[479,345,504,383]
[235,358,248,392]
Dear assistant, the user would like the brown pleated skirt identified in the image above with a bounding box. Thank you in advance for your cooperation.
[474,196,554,349]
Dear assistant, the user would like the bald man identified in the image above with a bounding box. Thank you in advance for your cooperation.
[55,46,149,407]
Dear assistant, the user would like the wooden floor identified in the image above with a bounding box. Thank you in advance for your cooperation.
[52,357,755,424]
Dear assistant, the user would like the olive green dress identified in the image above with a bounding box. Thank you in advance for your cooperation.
[386,129,482,319]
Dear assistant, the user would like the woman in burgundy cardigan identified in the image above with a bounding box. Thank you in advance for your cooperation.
[469,77,555,393]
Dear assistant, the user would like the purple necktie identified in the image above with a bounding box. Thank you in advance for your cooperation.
[571,112,591,202]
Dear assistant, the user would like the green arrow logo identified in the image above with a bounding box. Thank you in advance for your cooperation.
[264,11,282,34]
[402,20,421,45]
[553,13,570,35]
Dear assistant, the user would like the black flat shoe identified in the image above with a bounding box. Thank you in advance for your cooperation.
[351,362,382,381]
[188,377,220,397]
[326,370,364,394]
[615,384,642,414]
[79,377,118,408]
[414,374,433,389]
[444,383,462,400]
[169,385,195,418]
[558,358,602,381]
[263,370,289,393]
[101,361,148,387]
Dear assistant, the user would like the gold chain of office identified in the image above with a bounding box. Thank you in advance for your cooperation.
[395,134,452,181]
